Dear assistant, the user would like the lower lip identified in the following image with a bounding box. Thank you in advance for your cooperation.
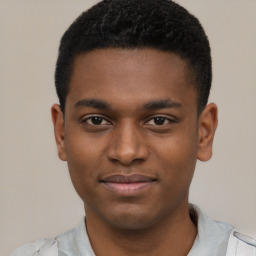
[103,182,154,196]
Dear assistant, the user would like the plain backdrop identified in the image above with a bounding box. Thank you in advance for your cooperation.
[1,0,256,255]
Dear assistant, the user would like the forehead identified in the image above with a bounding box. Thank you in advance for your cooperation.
[67,48,196,111]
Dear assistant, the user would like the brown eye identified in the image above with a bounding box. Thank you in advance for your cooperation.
[84,116,110,126]
[153,117,166,125]
[146,116,172,126]
[90,116,103,125]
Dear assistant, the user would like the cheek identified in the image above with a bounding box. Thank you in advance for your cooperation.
[152,127,198,184]
[65,130,104,170]
[64,134,105,198]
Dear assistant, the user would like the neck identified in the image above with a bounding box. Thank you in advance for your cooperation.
[85,202,197,256]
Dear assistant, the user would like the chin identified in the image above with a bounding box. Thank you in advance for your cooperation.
[102,207,160,231]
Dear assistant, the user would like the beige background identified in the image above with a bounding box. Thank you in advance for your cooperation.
[1,0,256,255]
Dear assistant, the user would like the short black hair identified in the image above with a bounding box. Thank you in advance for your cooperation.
[55,0,212,113]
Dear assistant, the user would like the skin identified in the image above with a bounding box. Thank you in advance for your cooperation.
[52,48,218,256]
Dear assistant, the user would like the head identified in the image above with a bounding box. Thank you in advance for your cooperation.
[55,0,212,114]
[52,0,217,231]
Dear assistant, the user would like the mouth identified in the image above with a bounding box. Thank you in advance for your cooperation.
[101,174,157,197]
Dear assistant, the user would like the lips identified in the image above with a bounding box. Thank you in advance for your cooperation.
[101,174,156,196]
[102,174,155,183]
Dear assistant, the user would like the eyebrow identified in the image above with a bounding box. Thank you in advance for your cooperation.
[74,98,182,111]
[142,99,182,110]
[75,99,111,110]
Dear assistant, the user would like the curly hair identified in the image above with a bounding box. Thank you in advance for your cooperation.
[55,0,211,113]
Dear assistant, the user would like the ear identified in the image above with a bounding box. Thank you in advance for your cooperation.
[197,103,218,161]
[51,104,67,161]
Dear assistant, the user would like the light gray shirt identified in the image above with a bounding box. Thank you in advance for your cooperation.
[10,205,235,256]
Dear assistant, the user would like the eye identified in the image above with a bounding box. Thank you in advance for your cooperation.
[146,116,173,126]
[83,116,111,126]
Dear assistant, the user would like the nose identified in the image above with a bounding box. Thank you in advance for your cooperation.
[107,122,149,165]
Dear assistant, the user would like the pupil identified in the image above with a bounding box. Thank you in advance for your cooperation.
[92,117,102,125]
[154,117,165,125]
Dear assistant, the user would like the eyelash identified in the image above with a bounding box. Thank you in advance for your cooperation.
[146,116,175,126]
[82,115,112,126]
[81,115,175,127]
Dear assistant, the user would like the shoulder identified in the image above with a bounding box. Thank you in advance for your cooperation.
[9,219,88,256]
[226,230,256,256]
[190,204,256,255]
[10,239,47,256]
[10,237,59,256]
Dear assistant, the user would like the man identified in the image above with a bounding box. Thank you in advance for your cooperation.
[11,0,256,255]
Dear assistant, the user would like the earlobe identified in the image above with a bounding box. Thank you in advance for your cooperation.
[51,104,67,161]
[197,103,218,162]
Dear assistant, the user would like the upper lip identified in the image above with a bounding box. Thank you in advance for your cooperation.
[101,174,156,183]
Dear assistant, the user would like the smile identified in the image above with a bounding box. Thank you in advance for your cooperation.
[101,174,156,197]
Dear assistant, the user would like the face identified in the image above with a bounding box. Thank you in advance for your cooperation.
[52,48,217,230]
